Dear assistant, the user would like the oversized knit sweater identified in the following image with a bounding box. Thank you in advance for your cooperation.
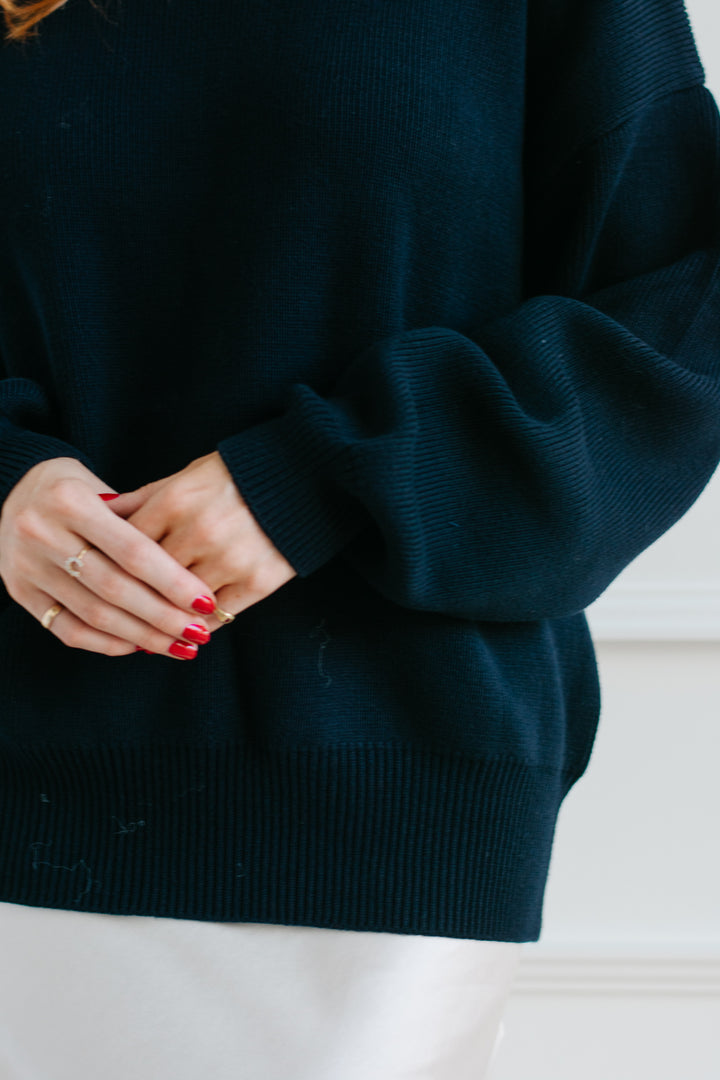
[0,0,719,941]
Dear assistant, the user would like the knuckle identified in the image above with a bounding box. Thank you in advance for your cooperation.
[192,517,216,547]
[49,477,85,516]
[3,576,24,604]
[168,566,191,599]
[84,600,113,633]
[167,489,193,518]
[13,508,44,541]
[246,565,273,596]
[102,639,131,657]
[58,622,83,648]
[99,571,125,606]
[121,539,148,578]
[13,548,34,578]
[155,569,190,613]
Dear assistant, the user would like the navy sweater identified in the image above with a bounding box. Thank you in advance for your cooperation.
[0,0,719,941]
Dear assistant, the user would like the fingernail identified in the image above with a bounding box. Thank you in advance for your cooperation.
[135,646,154,654]
[99,493,120,500]
[182,623,210,645]
[169,640,198,660]
[191,595,215,614]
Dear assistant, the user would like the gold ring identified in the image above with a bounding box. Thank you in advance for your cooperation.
[41,602,64,630]
[214,605,235,624]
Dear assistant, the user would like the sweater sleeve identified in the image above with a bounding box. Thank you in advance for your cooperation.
[216,18,720,622]
[0,375,98,512]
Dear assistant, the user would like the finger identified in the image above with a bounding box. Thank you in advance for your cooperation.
[24,583,140,658]
[71,494,220,620]
[38,550,208,658]
[186,558,298,631]
[180,554,249,632]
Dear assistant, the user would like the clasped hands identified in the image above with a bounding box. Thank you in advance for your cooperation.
[0,448,296,659]
[107,450,297,636]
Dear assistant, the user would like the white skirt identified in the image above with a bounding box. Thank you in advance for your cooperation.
[0,901,522,1080]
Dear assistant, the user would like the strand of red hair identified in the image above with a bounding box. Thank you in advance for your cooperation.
[2,0,111,42]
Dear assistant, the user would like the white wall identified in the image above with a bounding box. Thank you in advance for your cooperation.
[493,3,720,1076]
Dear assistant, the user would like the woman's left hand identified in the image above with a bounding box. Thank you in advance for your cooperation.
[106,452,297,634]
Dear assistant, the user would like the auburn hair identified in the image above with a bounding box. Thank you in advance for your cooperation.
[2,0,111,42]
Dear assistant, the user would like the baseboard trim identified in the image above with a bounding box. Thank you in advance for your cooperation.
[513,945,720,996]
[585,582,720,642]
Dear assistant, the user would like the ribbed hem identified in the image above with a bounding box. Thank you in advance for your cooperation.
[0,741,574,941]
[0,427,98,511]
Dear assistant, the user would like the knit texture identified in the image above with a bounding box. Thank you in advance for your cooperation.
[0,0,719,940]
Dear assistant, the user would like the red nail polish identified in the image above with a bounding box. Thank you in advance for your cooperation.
[99,493,120,500]
[191,595,215,614]
[135,646,153,654]
[182,623,211,645]
[169,640,198,660]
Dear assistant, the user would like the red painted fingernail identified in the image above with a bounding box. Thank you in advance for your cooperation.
[191,595,215,614]
[182,623,211,645]
[169,640,198,660]
[99,493,120,500]
[135,646,154,654]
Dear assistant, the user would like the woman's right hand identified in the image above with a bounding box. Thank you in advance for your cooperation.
[0,456,219,660]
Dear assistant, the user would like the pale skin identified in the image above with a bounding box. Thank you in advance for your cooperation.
[0,452,297,659]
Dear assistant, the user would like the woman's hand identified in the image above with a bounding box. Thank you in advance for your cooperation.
[106,451,298,634]
[0,457,220,659]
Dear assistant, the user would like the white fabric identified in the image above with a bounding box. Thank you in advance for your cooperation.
[0,901,522,1080]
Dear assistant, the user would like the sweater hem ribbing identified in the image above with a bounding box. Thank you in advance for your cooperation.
[0,741,576,942]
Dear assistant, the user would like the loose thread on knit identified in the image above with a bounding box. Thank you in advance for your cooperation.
[111,816,146,835]
[310,617,333,688]
[28,841,98,904]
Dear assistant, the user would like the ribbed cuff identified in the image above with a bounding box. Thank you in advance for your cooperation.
[216,411,371,579]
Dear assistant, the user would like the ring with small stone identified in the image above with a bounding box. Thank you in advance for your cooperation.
[64,544,91,579]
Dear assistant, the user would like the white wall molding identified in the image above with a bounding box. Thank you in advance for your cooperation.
[585,581,720,642]
[513,945,720,997]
